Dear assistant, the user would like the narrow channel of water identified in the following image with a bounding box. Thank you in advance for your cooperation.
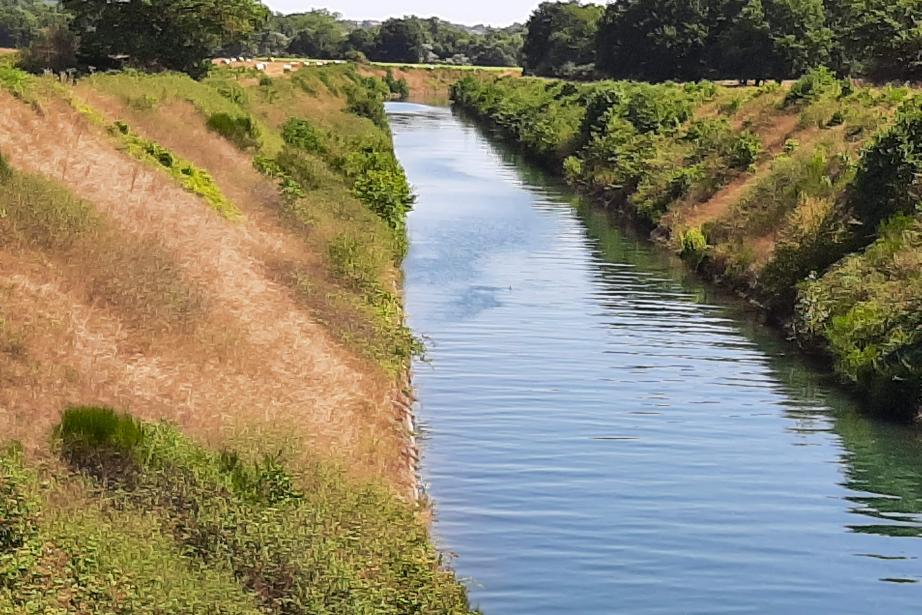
[388,102,922,614]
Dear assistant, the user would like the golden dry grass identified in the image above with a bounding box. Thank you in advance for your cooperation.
[0,91,412,490]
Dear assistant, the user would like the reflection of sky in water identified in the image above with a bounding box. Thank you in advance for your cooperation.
[390,102,922,614]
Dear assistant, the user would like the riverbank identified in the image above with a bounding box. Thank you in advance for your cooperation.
[450,71,922,420]
[0,59,474,611]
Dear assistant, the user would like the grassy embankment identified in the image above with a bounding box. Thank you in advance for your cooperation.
[0,57,474,612]
[451,70,921,419]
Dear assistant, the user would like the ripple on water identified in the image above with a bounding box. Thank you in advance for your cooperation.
[388,102,922,615]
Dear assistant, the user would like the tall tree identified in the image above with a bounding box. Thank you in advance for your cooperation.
[62,0,268,78]
[373,17,426,63]
[828,0,922,81]
[716,0,830,81]
[595,0,715,81]
[523,1,604,76]
[285,10,347,58]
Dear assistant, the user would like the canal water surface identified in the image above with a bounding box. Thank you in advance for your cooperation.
[388,102,922,614]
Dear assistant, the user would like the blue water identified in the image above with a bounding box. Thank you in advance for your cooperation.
[388,102,922,614]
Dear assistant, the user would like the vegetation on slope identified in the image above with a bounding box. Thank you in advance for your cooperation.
[451,70,922,418]
[0,407,473,613]
[75,64,420,374]
[0,61,473,609]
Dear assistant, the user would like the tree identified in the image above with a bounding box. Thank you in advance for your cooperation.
[716,0,830,82]
[0,0,66,49]
[281,10,346,58]
[62,0,269,78]
[828,0,922,81]
[523,1,604,77]
[595,0,714,81]
[373,18,426,63]
[19,23,77,73]
[342,28,377,57]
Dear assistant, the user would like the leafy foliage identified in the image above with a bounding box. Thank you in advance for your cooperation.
[206,112,261,150]
[53,412,475,614]
[522,1,603,77]
[796,215,922,414]
[62,0,269,78]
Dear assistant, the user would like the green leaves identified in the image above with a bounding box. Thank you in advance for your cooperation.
[62,0,269,78]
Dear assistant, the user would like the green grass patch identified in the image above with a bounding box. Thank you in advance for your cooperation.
[44,411,475,614]
[84,70,283,155]
[111,121,242,220]
[0,156,98,249]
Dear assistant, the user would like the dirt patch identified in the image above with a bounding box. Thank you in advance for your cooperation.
[670,112,806,230]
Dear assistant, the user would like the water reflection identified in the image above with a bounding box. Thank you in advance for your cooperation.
[389,102,922,613]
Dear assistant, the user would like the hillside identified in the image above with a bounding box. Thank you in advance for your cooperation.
[451,71,922,419]
[0,60,473,612]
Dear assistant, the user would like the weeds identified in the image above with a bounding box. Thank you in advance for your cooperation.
[46,412,475,614]
[112,121,242,220]
[206,113,261,150]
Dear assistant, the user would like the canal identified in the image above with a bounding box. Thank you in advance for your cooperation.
[389,102,922,614]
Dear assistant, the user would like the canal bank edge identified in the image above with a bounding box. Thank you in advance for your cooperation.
[449,71,922,420]
[0,60,476,611]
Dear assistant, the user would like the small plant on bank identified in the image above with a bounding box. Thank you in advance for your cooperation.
[206,113,261,150]
[281,117,327,154]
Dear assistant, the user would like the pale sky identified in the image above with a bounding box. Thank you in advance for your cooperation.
[262,0,541,26]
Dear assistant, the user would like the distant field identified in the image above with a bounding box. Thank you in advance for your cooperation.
[370,61,522,73]
[0,48,15,55]
[213,56,522,76]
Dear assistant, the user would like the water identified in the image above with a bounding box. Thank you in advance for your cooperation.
[388,102,922,614]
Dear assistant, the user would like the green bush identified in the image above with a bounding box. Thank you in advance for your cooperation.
[51,413,475,614]
[281,117,327,153]
[846,102,922,243]
[56,406,144,462]
[0,447,38,557]
[784,67,841,107]
[114,122,241,220]
[384,69,410,101]
[206,113,261,150]
[679,227,708,266]
[727,131,762,170]
[795,214,922,415]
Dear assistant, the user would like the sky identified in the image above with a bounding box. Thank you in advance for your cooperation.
[262,0,540,27]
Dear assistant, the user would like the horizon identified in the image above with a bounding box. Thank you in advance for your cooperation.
[260,0,539,27]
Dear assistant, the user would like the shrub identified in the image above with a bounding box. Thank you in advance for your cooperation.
[281,117,326,153]
[114,123,241,220]
[347,91,387,128]
[846,102,922,243]
[759,196,850,311]
[384,69,410,101]
[784,67,841,107]
[206,113,261,150]
[679,227,708,266]
[0,447,38,557]
[352,167,414,230]
[794,214,922,415]
[727,131,761,171]
[52,414,474,614]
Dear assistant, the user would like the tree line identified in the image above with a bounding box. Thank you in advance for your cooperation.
[0,1,523,77]
[247,12,524,67]
[523,0,922,83]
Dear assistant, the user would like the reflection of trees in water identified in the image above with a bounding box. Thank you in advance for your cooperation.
[466,108,922,542]
[836,412,922,538]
